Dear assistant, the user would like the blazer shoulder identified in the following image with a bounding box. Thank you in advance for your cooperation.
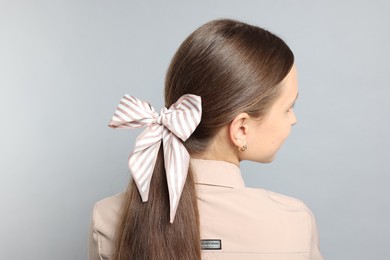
[262,190,323,259]
[257,188,309,212]
[89,192,125,259]
[265,190,306,209]
[92,192,125,231]
[94,192,125,211]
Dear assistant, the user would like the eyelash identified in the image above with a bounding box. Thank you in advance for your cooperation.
[288,103,295,112]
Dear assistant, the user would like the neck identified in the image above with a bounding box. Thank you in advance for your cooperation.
[191,153,240,167]
[190,127,241,167]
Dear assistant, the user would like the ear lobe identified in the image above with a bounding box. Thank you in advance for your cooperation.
[229,113,250,148]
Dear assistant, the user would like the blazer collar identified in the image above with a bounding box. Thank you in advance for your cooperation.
[190,158,245,188]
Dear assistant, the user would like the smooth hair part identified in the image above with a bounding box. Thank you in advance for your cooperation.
[113,18,294,260]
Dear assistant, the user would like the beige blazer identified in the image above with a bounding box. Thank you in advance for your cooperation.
[89,158,323,260]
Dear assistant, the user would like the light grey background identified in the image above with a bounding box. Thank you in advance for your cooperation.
[1,0,389,259]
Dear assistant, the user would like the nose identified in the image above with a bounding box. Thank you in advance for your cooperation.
[291,111,297,126]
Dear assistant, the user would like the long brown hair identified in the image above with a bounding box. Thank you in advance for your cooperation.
[113,18,294,260]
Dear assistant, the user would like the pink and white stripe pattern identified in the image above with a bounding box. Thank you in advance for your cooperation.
[108,94,202,223]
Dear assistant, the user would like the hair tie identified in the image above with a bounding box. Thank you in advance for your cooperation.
[108,94,202,223]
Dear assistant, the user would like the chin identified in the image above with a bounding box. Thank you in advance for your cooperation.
[255,154,276,164]
[262,158,275,164]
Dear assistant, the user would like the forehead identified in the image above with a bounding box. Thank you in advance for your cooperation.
[277,65,298,103]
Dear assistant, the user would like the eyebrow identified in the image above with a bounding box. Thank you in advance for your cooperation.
[290,92,299,106]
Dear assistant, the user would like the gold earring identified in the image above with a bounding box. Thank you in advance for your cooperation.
[240,144,247,151]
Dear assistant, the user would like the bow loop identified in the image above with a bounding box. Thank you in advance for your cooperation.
[108,93,202,223]
[160,95,202,141]
[108,94,160,129]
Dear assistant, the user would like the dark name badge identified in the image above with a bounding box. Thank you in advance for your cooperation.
[201,239,222,250]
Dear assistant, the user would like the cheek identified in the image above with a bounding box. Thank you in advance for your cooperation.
[270,123,292,146]
[270,136,285,148]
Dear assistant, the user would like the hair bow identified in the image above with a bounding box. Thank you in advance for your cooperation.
[108,94,202,223]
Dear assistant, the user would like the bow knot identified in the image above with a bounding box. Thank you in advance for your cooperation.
[155,107,167,125]
[108,94,202,223]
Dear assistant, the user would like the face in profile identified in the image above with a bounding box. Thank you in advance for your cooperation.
[245,64,299,163]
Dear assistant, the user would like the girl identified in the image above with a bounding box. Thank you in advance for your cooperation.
[89,18,323,260]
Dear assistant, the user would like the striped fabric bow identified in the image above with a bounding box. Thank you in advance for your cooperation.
[108,94,202,223]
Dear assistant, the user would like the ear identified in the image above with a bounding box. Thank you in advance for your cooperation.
[229,113,250,149]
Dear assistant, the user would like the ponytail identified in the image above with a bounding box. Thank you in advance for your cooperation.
[113,146,201,260]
